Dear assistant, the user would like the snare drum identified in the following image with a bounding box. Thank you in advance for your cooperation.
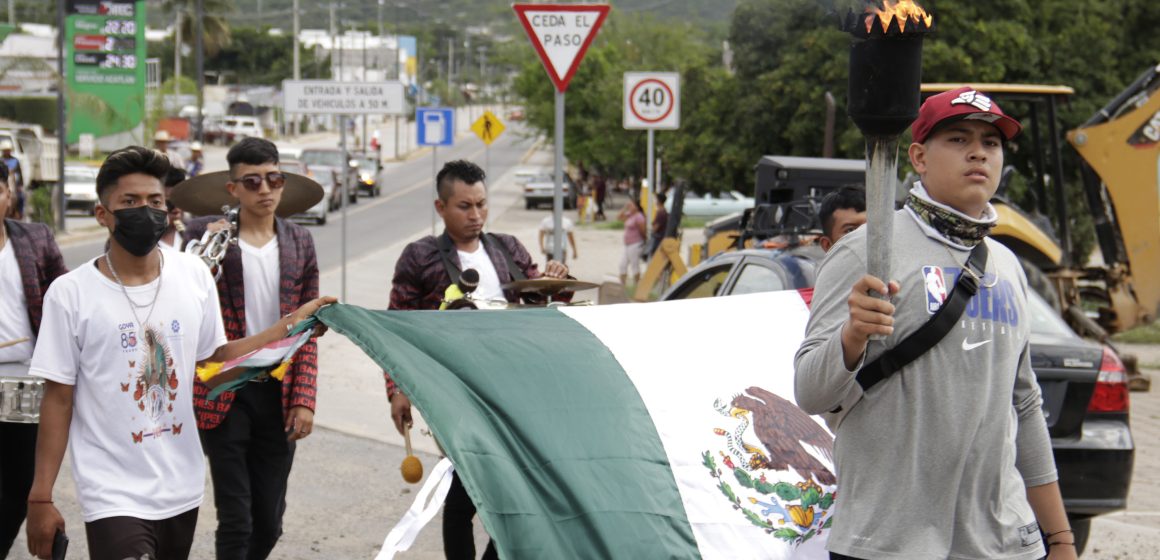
[0,376,43,424]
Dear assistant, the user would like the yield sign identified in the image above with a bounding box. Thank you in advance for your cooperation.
[513,3,611,92]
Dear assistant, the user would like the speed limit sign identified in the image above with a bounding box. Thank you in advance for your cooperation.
[624,72,679,130]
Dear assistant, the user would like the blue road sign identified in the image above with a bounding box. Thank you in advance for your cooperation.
[417,107,454,147]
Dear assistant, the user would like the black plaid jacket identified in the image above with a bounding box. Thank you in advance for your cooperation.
[4,219,67,336]
[184,216,320,430]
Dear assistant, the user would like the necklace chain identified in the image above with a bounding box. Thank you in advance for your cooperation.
[105,250,164,331]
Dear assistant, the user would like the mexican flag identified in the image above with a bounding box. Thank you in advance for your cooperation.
[315,291,836,559]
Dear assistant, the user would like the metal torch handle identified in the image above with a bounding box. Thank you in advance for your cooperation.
[865,136,900,339]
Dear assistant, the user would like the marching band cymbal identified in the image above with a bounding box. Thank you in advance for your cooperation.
[501,278,600,293]
[171,171,324,218]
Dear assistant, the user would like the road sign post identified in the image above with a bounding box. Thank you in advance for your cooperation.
[417,107,455,235]
[283,79,405,301]
[514,3,610,263]
[624,72,680,248]
[472,110,507,226]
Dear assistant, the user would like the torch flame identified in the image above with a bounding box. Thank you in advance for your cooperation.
[865,0,933,34]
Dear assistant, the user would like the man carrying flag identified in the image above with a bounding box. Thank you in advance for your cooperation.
[182,137,322,560]
[24,145,333,560]
[386,159,568,559]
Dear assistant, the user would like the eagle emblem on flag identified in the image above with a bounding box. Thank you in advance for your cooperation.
[706,387,837,545]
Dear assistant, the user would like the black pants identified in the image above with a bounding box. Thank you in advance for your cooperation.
[443,473,497,560]
[85,507,198,560]
[0,422,36,558]
[201,381,296,560]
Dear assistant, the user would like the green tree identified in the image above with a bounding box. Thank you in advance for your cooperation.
[161,0,236,58]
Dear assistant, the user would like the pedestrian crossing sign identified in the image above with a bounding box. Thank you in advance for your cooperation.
[471,111,506,145]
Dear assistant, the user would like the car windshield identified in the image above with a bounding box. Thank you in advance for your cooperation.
[300,151,344,168]
[355,157,375,169]
[1026,290,1076,338]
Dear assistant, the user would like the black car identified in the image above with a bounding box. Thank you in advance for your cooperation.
[663,248,1133,555]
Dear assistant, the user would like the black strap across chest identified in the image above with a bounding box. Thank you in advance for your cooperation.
[437,233,526,287]
[855,241,990,392]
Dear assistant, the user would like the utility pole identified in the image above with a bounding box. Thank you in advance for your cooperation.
[378,0,384,37]
[195,0,204,143]
[9,0,14,27]
[292,0,300,135]
[448,37,454,97]
[174,11,182,102]
[55,0,66,232]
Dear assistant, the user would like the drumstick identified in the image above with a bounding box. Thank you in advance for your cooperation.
[0,338,29,350]
[404,423,413,456]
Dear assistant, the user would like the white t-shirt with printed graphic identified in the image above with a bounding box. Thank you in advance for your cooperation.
[30,251,227,522]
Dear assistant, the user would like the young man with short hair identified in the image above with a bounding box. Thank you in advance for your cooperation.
[387,159,569,559]
[24,145,332,560]
[0,161,67,558]
[817,187,867,252]
[795,88,1075,560]
[182,137,321,560]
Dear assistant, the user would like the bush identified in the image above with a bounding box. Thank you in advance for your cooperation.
[28,185,56,230]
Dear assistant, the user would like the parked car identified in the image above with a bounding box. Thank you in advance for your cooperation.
[277,145,303,162]
[289,164,340,225]
[507,108,525,121]
[351,152,381,197]
[300,148,358,205]
[222,116,264,142]
[63,164,99,215]
[523,174,577,210]
[671,190,755,219]
[661,248,1133,555]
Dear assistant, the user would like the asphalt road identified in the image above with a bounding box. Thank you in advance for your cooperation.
[57,125,539,271]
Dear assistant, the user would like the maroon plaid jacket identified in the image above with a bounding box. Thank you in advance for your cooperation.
[184,216,320,430]
[384,232,548,398]
[4,219,67,336]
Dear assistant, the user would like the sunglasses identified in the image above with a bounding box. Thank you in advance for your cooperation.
[232,172,287,192]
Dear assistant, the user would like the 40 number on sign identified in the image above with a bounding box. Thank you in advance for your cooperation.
[630,79,675,123]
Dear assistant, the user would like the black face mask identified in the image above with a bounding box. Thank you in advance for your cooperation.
[112,206,168,257]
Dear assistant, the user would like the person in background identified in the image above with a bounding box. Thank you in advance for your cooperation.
[646,192,670,259]
[160,167,187,251]
[618,198,646,286]
[538,214,578,266]
[153,130,186,171]
[186,142,205,178]
[1,141,23,221]
[0,160,67,558]
[817,187,867,252]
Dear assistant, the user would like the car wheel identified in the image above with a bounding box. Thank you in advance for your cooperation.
[318,212,327,225]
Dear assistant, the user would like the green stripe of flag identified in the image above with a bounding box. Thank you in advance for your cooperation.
[316,304,699,559]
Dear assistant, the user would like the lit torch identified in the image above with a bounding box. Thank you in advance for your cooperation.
[843,0,933,295]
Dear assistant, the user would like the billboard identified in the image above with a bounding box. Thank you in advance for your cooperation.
[65,0,146,146]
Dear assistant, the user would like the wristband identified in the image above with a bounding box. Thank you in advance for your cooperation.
[1047,541,1075,548]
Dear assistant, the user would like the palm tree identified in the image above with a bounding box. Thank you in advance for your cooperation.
[162,0,236,92]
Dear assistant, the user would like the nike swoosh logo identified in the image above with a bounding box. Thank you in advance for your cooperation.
[962,338,992,351]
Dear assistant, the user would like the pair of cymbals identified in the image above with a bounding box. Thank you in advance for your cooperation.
[170,171,325,218]
[501,278,599,294]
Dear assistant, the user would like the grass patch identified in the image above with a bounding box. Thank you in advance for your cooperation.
[1112,321,1160,344]
[587,220,625,231]
[680,216,708,229]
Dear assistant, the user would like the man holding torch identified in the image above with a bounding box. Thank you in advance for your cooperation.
[794,89,1075,559]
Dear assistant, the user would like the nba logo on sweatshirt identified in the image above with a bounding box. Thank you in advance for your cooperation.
[923,266,947,313]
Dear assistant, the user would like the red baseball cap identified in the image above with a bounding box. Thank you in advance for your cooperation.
[911,86,1022,144]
